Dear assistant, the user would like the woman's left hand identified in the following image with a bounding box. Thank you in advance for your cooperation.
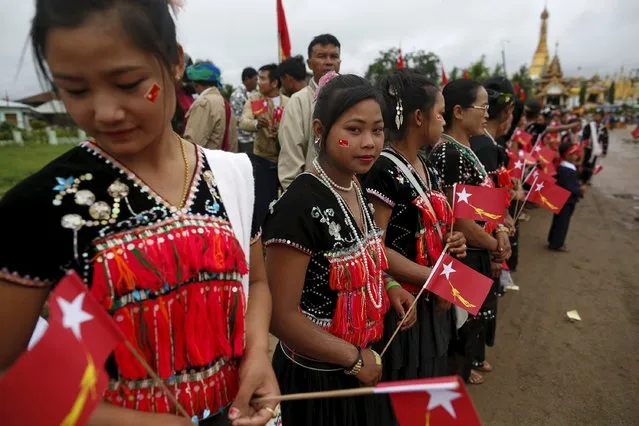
[387,285,417,330]
[445,231,467,258]
[229,352,281,426]
[490,261,503,279]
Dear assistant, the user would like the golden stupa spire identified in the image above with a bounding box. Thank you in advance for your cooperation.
[529,5,550,80]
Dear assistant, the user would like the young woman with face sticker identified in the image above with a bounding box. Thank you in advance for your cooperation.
[363,69,467,400]
[264,74,393,426]
[429,79,510,386]
[0,1,279,425]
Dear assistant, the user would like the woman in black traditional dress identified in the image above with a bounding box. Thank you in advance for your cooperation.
[364,69,467,387]
[429,79,511,385]
[264,74,396,425]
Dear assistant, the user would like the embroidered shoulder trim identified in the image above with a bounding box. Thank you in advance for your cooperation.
[250,228,262,245]
[263,238,313,256]
[366,188,395,208]
[0,269,52,288]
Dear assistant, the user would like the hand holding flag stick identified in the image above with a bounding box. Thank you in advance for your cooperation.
[514,175,538,222]
[379,244,450,357]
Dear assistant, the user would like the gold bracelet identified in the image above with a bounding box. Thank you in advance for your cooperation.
[496,224,510,234]
[344,347,363,375]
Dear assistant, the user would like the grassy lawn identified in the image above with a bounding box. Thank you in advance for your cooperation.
[0,143,74,197]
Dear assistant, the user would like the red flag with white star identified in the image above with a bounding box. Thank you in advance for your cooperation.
[509,158,526,180]
[512,128,533,147]
[0,272,124,425]
[396,48,406,70]
[452,184,507,224]
[531,144,556,167]
[424,252,493,316]
[251,98,269,116]
[528,180,571,214]
[375,376,482,426]
[524,168,556,186]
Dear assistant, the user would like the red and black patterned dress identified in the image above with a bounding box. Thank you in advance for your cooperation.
[263,173,390,426]
[0,141,259,420]
[364,147,454,380]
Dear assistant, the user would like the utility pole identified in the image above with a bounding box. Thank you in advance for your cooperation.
[500,40,510,77]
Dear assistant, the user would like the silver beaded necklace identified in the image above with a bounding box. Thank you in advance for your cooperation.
[313,160,385,309]
[313,158,354,192]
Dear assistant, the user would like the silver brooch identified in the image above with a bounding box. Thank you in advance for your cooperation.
[61,214,84,230]
[89,201,112,220]
[107,180,129,199]
[74,189,96,206]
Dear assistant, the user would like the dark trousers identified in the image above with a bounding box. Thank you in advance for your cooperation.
[449,318,484,382]
[548,202,576,249]
[238,142,254,154]
[581,149,597,183]
[507,222,520,272]
[252,155,279,229]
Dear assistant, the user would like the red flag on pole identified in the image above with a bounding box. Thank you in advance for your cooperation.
[0,272,124,425]
[441,64,449,85]
[463,69,470,79]
[529,179,571,213]
[251,98,269,116]
[376,376,482,426]
[277,0,291,61]
[524,168,556,185]
[425,253,493,316]
[512,128,533,147]
[396,48,406,70]
[452,184,507,224]
[514,81,521,98]
[509,158,525,180]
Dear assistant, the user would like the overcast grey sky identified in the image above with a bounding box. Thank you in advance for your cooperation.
[0,0,637,100]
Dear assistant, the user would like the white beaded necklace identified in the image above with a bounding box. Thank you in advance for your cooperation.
[313,158,354,192]
[314,160,384,309]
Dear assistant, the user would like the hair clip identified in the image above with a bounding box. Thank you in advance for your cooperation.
[314,71,340,101]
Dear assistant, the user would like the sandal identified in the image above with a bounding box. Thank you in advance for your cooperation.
[468,369,484,385]
[475,360,494,373]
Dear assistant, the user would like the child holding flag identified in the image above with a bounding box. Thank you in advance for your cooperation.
[548,142,585,252]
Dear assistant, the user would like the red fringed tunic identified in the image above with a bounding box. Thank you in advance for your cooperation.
[0,142,258,418]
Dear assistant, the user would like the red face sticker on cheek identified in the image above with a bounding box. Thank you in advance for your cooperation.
[145,83,161,103]
[338,139,349,147]
[436,114,444,121]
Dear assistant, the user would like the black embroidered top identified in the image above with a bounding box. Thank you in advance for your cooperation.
[0,141,260,418]
[428,136,493,189]
[263,173,389,348]
[364,149,452,273]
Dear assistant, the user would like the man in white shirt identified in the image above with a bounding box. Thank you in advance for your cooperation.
[277,34,341,190]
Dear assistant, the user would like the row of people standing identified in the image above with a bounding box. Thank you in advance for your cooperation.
[263,67,524,425]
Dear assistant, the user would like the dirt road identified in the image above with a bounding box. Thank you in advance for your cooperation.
[471,128,639,425]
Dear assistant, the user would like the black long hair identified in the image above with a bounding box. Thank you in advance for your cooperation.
[377,68,439,141]
[442,79,483,131]
[313,74,385,150]
[31,0,181,87]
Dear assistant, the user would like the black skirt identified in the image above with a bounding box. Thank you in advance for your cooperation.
[272,343,391,426]
[374,295,452,381]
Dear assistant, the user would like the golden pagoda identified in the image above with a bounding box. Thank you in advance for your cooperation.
[529,7,550,80]
[536,43,569,106]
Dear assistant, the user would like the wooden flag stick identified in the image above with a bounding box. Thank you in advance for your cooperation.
[124,340,191,419]
[252,381,459,404]
[514,175,538,223]
[379,244,450,357]
[254,386,375,404]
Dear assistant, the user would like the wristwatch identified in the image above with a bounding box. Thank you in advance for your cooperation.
[344,347,364,376]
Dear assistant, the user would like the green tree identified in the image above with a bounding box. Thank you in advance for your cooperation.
[579,80,587,106]
[449,66,460,81]
[365,48,402,84]
[607,82,616,104]
[365,48,441,84]
[467,55,491,81]
[511,64,534,101]
[492,63,503,77]
[404,50,440,82]
[221,84,234,100]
